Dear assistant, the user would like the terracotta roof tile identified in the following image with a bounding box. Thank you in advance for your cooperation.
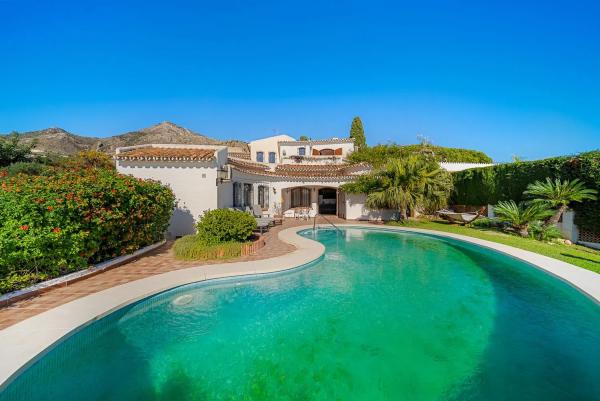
[228,156,365,178]
[115,148,216,161]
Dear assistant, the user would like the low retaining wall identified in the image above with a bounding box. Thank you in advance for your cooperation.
[241,236,266,256]
[0,240,166,307]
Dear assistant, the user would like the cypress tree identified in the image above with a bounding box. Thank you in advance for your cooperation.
[349,117,366,149]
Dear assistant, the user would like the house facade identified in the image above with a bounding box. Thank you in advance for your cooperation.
[114,136,491,238]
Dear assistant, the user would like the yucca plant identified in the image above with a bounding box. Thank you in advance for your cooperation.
[494,200,553,237]
[524,178,598,226]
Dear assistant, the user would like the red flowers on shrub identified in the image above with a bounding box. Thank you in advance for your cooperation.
[1,165,176,294]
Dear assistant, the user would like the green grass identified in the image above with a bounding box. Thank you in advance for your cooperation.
[387,219,600,274]
[173,235,251,261]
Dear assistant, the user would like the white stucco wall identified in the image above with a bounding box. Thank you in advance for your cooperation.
[557,210,579,243]
[248,135,295,163]
[439,162,495,172]
[116,161,220,238]
[344,193,398,221]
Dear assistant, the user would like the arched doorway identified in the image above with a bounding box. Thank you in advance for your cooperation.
[318,188,337,214]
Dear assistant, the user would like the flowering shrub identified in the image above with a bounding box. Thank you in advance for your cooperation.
[0,168,175,293]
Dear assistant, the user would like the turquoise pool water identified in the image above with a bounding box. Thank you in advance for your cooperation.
[1,228,599,401]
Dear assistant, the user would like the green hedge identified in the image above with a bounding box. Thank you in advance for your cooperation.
[349,143,492,166]
[196,209,257,244]
[0,168,176,293]
[451,151,600,232]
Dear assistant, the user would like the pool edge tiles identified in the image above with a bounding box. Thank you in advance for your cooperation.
[1,223,599,390]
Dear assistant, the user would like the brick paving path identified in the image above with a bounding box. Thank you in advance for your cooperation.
[0,216,350,330]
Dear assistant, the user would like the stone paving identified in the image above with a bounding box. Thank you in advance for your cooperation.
[0,216,349,330]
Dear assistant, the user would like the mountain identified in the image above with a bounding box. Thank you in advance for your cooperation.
[6,122,249,156]
[17,127,101,155]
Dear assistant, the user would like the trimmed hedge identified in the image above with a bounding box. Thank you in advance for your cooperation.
[349,143,492,166]
[0,168,176,293]
[451,151,600,233]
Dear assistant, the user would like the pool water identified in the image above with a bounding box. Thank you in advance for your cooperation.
[1,228,599,401]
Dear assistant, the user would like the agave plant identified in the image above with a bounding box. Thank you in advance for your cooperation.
[524,178,597,225]
[493,200,553,237]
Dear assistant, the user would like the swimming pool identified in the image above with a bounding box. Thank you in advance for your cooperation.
[1,228,599,401]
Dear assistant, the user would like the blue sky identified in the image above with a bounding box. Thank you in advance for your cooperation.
[1,0,599,161]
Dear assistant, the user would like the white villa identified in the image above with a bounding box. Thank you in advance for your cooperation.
[115,136,492,238]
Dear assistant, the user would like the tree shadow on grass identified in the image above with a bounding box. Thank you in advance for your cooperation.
[560,253,600,265]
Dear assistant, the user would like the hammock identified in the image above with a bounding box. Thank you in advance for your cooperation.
[438,208,485,225]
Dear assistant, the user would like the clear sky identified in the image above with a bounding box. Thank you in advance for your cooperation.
[1,0,599,161]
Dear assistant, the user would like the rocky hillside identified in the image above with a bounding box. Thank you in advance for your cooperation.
[7,122,248,155]
[17,128,101,155]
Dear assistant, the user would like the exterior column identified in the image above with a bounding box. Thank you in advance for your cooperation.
[311,187,318,212]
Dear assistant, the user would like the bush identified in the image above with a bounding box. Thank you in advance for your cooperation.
[0,133,34,167]
[3,161,51,177]
[58,151,115,171]
[173,235,250,260]
[470,217,494,228]
[0,168,176,293]
[196,209,256,244]
[528,221,563,242]
[452,151,600,233]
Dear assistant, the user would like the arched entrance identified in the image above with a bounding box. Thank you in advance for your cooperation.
[318,188,337,214]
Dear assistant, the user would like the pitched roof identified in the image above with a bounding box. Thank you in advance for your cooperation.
[228,151,251,160]
[115,147,216,161]
[278,138,355,146]
[228,157,366,179]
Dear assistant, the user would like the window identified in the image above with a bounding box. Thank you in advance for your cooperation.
[233,182,243,207]
[298,147,306,156]
[319,148,335,156]
[258,185,269,209]
[243,183,253,207]
[268,152,276,163]
[256,151,264,162]
[291,187,311,208]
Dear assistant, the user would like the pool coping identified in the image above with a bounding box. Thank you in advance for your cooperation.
[0,223,599,388]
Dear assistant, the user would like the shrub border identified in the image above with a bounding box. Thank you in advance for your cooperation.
[0,240,166,307]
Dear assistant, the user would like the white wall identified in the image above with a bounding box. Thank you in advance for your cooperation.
[311,141,355,157]
[344,193,398,221]
[439,162,494,172]
[557,210,579,243]
[116,161,219,238]
[248,135,295,163]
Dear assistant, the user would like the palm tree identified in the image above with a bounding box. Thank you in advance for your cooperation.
[341,155,452,220]
[524,178,597,226]
[494,200,553,237]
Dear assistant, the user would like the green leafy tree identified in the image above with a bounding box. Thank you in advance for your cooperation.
[342,155,452,220]
[349,117,366,149]
[299,135,310,141]
[0,132,35,167]
[524,178,598,226]
[493,200,553,237]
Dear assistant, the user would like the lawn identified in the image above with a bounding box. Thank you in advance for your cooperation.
[387,219,600,274]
